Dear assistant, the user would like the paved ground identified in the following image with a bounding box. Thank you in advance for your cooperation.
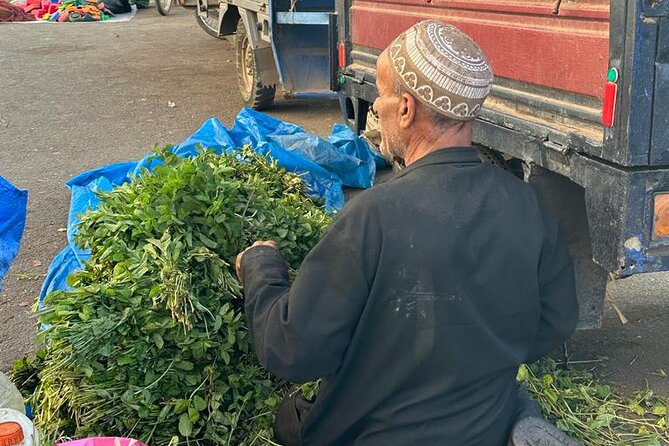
[1,7,668,399]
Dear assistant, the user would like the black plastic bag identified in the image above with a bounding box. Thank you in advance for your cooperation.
[104,0,130,14]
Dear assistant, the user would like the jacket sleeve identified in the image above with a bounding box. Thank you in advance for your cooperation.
[240,200,381,383]
[527,210,579,362]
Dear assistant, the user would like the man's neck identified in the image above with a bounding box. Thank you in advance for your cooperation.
[403,122,473,166]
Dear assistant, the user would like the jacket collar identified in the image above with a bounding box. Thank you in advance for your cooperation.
[393,146,481,180]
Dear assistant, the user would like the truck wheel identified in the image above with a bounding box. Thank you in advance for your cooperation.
[235,19,276,110]
[156,0,172,15]
[194,6,225,40]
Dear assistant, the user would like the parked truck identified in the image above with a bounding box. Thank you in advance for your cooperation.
[200,0,669,329]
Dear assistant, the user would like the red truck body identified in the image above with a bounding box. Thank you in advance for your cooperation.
[350,0,609,100]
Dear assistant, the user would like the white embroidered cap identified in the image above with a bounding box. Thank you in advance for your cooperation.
[388,20,494,121]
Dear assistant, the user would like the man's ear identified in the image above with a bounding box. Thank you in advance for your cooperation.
[398,92,417,129]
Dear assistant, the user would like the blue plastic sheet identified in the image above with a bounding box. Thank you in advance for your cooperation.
[0,176,28,292]
[328,123,387,171]
[231,109,383,189]
[40,110,383,304]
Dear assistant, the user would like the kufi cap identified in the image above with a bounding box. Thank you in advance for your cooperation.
[388,20,494,121]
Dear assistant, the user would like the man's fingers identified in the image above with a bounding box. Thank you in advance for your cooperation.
[236,241,279,284]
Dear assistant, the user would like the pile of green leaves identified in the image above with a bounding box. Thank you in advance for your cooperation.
[32,147,332,445]
[521,359,669,446]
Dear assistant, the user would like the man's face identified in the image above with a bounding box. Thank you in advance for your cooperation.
[373,50,406,162]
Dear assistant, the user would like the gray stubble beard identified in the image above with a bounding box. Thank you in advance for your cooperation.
[378,123,406,166]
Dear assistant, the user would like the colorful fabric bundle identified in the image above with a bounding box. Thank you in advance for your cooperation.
[13,0,112,21]
[44,0,112,21]
[13,0,55,19]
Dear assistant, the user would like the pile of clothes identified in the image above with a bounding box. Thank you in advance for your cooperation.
[0,0,35,21]
[12,0,113,20]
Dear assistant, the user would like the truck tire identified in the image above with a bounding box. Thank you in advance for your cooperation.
[235,19,276,110]
[156,0,172,16]
[194,7,225,40]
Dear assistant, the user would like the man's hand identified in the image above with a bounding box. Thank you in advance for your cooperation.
[236,240,280,284]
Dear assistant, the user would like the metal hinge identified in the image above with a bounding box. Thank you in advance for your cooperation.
[543,139,570,155]
[352,71,365,84]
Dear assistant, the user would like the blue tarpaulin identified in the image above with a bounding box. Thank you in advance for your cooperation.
[0,176,28,292]
[39,110,384,304]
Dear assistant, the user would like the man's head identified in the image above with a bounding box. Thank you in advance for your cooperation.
[373,20,493,164]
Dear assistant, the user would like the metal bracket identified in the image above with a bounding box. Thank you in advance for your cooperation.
[543,139,570,155]
[642,0,669,17]
[239,8,271,48]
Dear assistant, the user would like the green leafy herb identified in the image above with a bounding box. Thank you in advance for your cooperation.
[30,147,332,445]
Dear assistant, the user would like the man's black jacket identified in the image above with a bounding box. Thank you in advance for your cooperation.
[241,147,579,446]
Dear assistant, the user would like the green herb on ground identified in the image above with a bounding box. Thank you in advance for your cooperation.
[521,359,669,446]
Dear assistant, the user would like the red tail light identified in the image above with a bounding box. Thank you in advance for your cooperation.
[602,67,619,127]
[338,43,346,69]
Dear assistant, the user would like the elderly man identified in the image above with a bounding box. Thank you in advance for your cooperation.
[236,20,579,446]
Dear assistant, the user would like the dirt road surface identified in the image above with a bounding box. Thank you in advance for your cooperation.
[0,7,667,397]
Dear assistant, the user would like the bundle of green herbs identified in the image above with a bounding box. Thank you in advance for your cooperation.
[31,147,332,445]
